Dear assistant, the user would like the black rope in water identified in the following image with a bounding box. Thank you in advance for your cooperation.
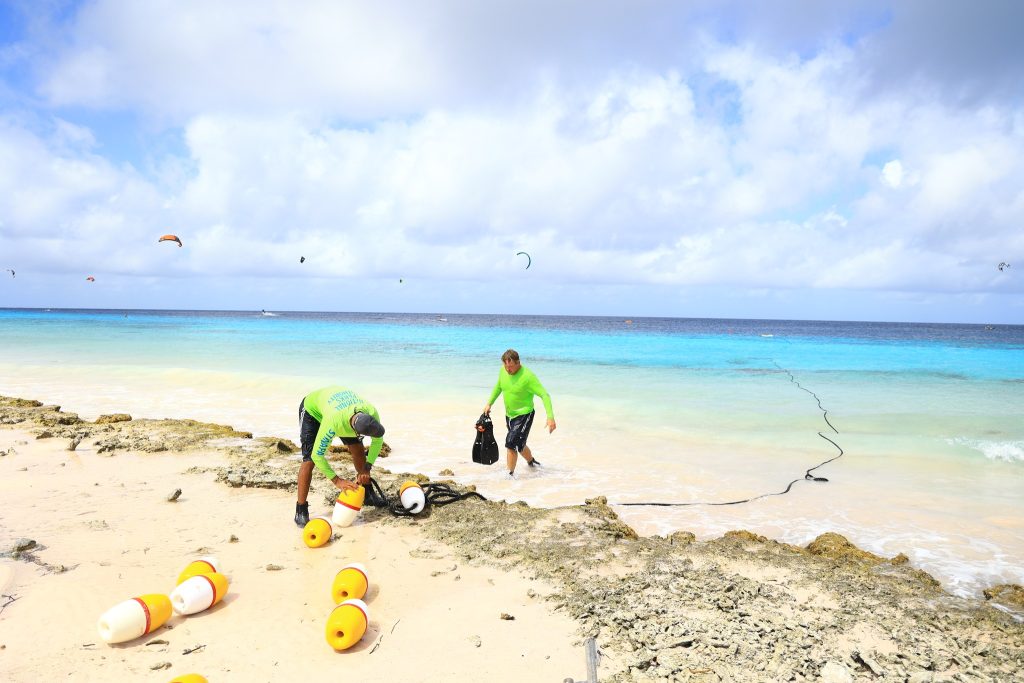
[617,360,844,507]
[364,477,487,516]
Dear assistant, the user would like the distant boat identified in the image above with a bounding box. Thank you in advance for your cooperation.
[760,333,774,337]
[261,310,278,317]
[436,316,448,322]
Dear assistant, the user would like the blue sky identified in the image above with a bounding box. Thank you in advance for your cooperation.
[0,0,1021,323]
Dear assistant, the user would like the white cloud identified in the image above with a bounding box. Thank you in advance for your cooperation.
[881,159,904,187]
[2,1,1022,321]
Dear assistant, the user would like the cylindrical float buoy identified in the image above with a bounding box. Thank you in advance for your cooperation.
[97,593,172,644]
[331,486,365,528]
[399,480,426,514]
[325,598,369,651]
[170,572,229,615]
[169,675,208,683]
[331,562,368,603]
[176,556,219,585]
[303,516,333,548]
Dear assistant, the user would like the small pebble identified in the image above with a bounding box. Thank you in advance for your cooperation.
[167,488,182,502]
[500,613,515,620]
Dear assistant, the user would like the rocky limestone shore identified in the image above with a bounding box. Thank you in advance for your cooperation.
[2,395,1022,682]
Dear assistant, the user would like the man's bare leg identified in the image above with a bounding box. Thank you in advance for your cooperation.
[506,447,519,475]
[297,460,314,504]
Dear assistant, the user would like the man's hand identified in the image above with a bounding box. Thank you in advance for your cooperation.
[356,471,371,486]
[333,476,359,492]
[546,418,557,433]
[482,404,491,416]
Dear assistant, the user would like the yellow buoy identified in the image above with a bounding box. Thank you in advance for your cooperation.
[176,556,219,585]
[303,516,334,548]
[331,563,368,603]
[169,675,208,683]
[325,598,369,651]
[97,593,172,644]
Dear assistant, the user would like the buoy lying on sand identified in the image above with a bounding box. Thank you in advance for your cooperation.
[303,516,334,548]
[176,556,219,585]
[331,563,368,602]
[170,572,229,615]
[97,594,172,644]
[325,599,369,651]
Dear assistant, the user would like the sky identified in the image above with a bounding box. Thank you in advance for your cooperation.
[0,0,1022,323]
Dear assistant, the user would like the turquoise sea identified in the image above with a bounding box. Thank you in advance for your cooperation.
[1,308,1022,598]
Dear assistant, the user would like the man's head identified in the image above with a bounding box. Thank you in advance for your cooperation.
[501,348,521,374]
[350,412,385,438]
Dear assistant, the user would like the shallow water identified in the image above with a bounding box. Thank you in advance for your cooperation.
[2,308,1022,596]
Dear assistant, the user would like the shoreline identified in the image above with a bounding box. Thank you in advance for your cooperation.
[2,394,1023,681]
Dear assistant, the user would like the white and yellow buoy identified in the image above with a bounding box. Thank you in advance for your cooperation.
[399,480,426,514]
[97,593,172,644]
[176,556,219,585]
[331,562,368,603]
[170,572,229,616]
[302,516,334,548]
[332,486,365,528]
[325,598,369,651]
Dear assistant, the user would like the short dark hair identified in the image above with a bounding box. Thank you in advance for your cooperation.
[501,349,520,362]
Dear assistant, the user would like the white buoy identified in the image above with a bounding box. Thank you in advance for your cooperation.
[399,480,426,514]
[170,572,229,616]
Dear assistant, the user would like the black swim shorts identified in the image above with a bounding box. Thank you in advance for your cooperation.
[298,399,362,461]
[504,410,536,452]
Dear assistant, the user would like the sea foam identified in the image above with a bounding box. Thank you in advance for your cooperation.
[950,437,1024,463]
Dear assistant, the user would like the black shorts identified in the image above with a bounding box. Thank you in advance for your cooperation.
[504,411,536,452]
[298,399,361,461]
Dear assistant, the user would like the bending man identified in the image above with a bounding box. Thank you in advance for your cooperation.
[483,349,556,477]
[294,386,386,526]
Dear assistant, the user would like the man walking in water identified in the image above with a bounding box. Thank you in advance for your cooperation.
[294,386,386,526]
[483,349,556,478]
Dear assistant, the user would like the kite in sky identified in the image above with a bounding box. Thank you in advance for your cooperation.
[998,262,1011,271]
[300,256,306,263]
[516,251,531,269]
[86,276,95,282]
[159,234,183,247]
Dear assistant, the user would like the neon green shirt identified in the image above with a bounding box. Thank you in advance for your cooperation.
[487,365,554,419]
[303,386,384,480]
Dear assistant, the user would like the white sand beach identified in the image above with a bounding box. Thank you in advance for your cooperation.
[0,427,587,683]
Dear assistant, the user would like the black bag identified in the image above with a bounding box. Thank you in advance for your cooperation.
[472,413,499,465]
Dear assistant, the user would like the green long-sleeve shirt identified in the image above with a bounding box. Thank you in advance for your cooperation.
[487,365,554,419]
[303,386,383,480]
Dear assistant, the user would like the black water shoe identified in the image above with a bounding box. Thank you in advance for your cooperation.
[527,458,541,467]
[294,502,309,527]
